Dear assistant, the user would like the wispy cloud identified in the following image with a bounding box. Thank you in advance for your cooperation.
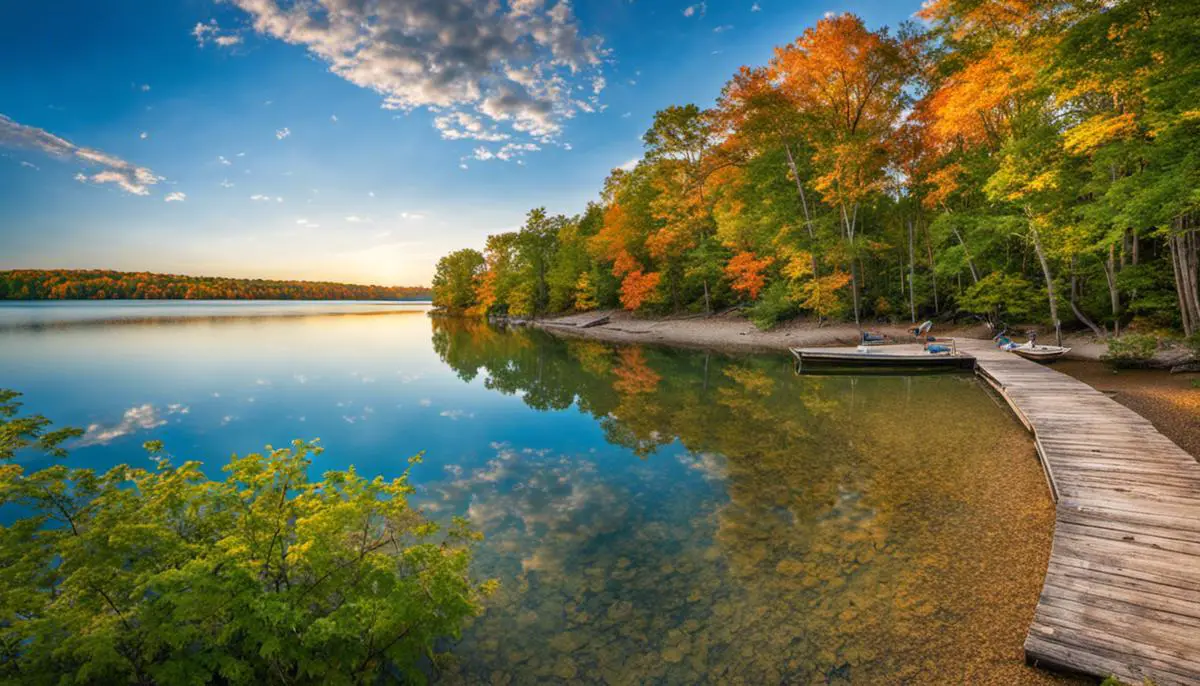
[275,127,291,140]
[432,111,509,142]
[751,2,762,11]
[219,178,234,188]
[164,191,186,202]
[193,20,243,47]
[250,194,283,202]
[1,114,160,195]
[683,2,706,17]
[470,142,541,163]
[714,24,733,33]
[618,157,638,171]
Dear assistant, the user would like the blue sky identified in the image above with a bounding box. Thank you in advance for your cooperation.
[0,0,918,285]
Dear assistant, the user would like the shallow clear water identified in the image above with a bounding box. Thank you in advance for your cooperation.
[0,303,1063,684]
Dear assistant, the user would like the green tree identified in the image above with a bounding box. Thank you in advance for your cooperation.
[432,248,485,313]
[0,390,491,685]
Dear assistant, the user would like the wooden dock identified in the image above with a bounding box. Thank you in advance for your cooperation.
[952,339,1200,685]
[790,343,977,373]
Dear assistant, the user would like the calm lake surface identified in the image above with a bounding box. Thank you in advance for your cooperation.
[0,302,1066,684]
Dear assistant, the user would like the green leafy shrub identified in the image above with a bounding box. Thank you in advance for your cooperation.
[1102,333,1159,368]
[746,281,797,330]
[957,272,1040,328]
[0,389,492,685]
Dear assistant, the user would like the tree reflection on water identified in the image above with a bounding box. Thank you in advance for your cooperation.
[427,318,1071,685]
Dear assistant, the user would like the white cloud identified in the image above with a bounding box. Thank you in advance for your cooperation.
[275,127,291,140]
[345,215,370,223]
[714,24,733,32]
[218,155,232,165]
[193,19,243,47]
[683,2,706,17]
[19,160,38,170]
[471,141,541,163]
[330,114,338,123]
[140,84,151,92]
[399,211,425,220]
[77,404,166,447]
[164,191,186,202]
[296,218,320,227]
[139,131,148,140]
[440,409,475,421]
[618,157,638,171]
[250,194,283,202]
[432,111,509,142]
[222,0,605,148]
[419,398,433,407]
[219,178,234,188]
[1,114,160,195]
[236,151,245,157]
[751,2,761,11]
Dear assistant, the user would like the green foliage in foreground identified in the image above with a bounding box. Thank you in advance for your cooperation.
[1102,334,1160,368]
[0,390,491,685]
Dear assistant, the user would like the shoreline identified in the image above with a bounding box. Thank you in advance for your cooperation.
[532,309,1110,359]
[533,310,1200,461]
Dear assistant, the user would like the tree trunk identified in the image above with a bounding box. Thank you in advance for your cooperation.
[924,221,939,313]
[1028,217,1062,346]
[1070,260,1106,337]
[839,202,861,328]
[783,143,823,321]
[907,218,917,323]
[702,278,711,315]
[1168,217,1200,337]
[952,227,980,284]
[1102,243,1120,336]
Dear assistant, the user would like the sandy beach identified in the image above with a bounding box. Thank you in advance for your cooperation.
[534,309,1109,358]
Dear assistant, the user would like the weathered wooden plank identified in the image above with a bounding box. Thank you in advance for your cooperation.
[954,339,1200,685]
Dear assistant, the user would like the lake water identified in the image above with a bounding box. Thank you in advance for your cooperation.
[0,302,1066,684]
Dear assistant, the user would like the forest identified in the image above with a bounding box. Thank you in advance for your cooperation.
[0,270,431,301]
[432,0,1200,343]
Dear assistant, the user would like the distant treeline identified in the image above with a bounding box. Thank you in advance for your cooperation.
[0,270,431,301]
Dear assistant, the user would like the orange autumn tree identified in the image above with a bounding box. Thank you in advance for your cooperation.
[619,270,662,310]
[771,13,915,327]
[724,252,774,300]
[590,166,668,312]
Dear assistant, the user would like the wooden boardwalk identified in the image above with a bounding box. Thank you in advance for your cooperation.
[955,340,1200,685]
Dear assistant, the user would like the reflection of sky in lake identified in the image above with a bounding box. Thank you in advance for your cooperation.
[1,303,646,488]
[0,303,1067,684]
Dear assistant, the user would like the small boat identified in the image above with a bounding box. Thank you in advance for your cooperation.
[1009,343,1071,362]
[790,346,976,373]
[992,328,1070,362]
